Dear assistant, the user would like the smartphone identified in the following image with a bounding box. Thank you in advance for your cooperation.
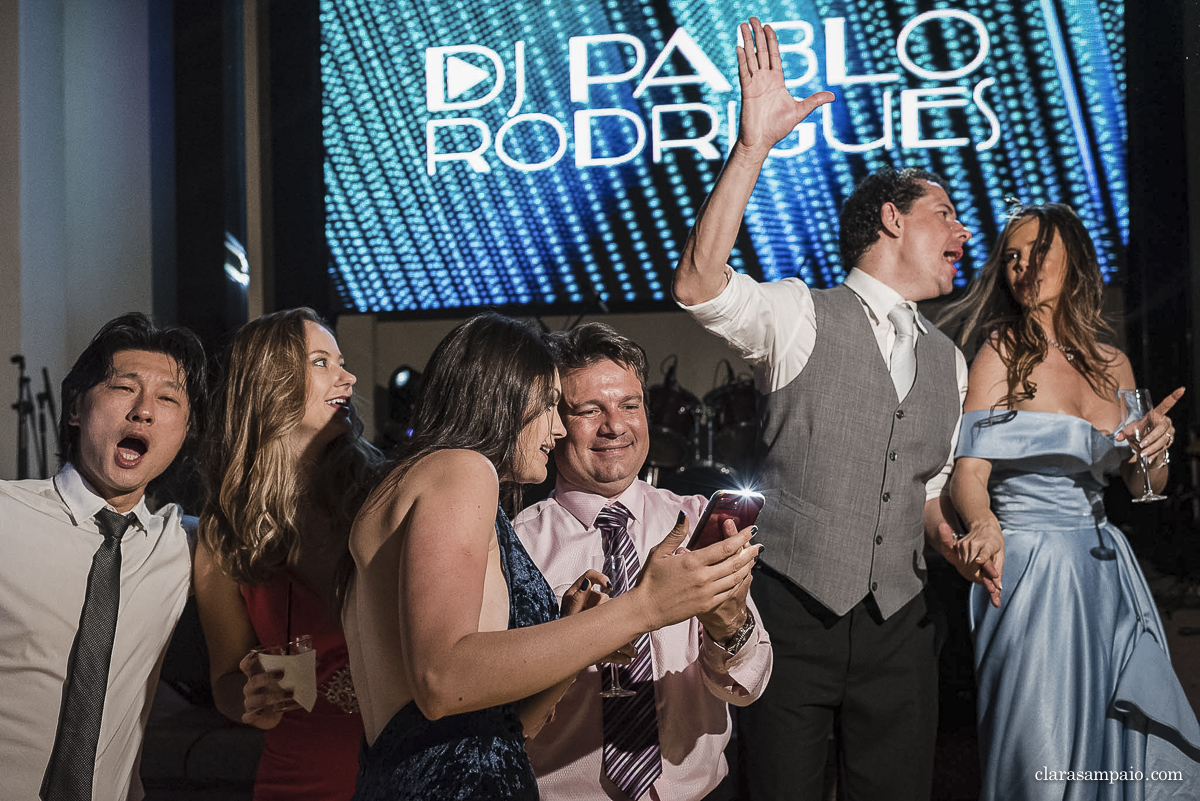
[686,490,765,550]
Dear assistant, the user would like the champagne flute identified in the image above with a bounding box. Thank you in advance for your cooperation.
[1119,389,1167,503]
[593,552,636,698]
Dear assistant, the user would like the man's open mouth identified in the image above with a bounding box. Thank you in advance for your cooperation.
[116,435,148,466]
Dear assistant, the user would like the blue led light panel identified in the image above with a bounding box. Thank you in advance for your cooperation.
[322,0,1126,315]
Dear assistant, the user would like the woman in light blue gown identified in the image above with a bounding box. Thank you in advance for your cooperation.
[944,203,1200,799]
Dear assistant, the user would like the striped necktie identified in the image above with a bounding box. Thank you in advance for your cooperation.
[596,502,662,800]
[41,509,135,801]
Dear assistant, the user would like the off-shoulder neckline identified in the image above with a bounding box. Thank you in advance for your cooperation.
[962,408,1119,438]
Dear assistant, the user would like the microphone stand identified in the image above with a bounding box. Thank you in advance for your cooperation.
[567,289,610,330]
[37,368,57,478]
[10,355,35,479]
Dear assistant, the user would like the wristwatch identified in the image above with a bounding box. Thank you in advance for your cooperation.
[716,610,756,655]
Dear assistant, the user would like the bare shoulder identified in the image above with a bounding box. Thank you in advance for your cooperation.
[192,535,236,597]
[963,338,1008,412]
[417,450,496,474]
[974,332,1010,363]
[401,451,502,560]
[192,535,219,572]
[388,450,499,530]
[365,451,497,510]
[1098,344,1134,384]
[352,450,500,559]
[410,449,499,486]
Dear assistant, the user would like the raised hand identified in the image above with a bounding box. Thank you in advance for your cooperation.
[634,513,759,632]
[673,16,837,306]
[1116,386,1184,464]
[696,518,755,641]
[735,17,835,157]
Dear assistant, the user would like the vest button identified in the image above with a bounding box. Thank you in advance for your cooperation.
[889,451,898,461]
[875,535,883,545]
[895,409,905,419]
[881,492,890,502]
[871,581,879,592]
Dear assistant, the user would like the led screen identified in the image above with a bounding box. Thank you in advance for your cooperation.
[322,0,1125,315]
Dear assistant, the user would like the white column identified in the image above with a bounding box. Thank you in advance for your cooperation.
[0,0,157,480]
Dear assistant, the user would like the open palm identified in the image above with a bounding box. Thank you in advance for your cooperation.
[736,18,835,155]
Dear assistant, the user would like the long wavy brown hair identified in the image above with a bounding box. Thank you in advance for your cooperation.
[199,308,383,586]
[938,203,1117,408]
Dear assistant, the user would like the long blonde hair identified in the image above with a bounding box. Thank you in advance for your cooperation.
[199,308,382,585]
[938,203,1117,408]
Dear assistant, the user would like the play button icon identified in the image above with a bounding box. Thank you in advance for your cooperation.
[426,45,506,112]
[445,56,490,99]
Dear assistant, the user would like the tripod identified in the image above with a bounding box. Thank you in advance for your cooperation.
[10,356,56,479]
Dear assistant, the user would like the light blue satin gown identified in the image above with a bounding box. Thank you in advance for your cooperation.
[958,410,1200,800]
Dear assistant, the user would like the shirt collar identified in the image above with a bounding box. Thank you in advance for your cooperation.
[842,269,929,334]
[552,476,650,529]
[54,463,151,534]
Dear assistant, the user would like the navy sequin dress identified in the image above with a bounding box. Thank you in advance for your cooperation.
[351,509,559,800]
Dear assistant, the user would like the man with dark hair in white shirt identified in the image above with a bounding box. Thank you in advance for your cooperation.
[0,312,206,801]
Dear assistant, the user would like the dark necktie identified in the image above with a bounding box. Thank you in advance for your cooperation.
[888,303,918,401]
[596,502,662,800]
[41,509,134,801]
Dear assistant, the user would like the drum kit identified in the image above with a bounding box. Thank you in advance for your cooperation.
[643,358,759,497]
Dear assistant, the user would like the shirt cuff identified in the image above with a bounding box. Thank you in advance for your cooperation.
[698,622,770,701]
[676,266,736,318]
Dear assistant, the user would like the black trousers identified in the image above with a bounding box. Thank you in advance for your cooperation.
[737,565,939,801]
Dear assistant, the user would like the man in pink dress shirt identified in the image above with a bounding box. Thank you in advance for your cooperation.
[514,322,772,801]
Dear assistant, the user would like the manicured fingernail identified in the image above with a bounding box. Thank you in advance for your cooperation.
[750,526,759,536]
[676,511,686,525]
[580,579,589,592]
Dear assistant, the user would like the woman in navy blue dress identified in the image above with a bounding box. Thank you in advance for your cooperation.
[945,204,1199,799]
[342,313,760,799]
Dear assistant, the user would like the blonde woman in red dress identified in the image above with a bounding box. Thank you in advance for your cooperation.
[196,307,382,800]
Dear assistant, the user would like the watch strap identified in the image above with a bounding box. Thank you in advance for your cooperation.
[716,609,756,655]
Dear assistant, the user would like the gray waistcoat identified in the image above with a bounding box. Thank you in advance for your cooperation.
[754,284,960,618]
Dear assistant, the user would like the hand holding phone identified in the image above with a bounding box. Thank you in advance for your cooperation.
[686,489,765,550]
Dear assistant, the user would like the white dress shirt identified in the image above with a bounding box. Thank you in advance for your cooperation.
[680,267,969,500]
[514,478,772,801]
[0,464,191,801]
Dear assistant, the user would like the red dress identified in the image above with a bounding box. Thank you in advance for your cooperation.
[242,572,363,800]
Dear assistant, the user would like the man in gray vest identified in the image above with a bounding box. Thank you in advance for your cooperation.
[672,18,1002,801]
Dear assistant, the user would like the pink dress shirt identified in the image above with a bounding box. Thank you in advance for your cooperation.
[513,478,773,801]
